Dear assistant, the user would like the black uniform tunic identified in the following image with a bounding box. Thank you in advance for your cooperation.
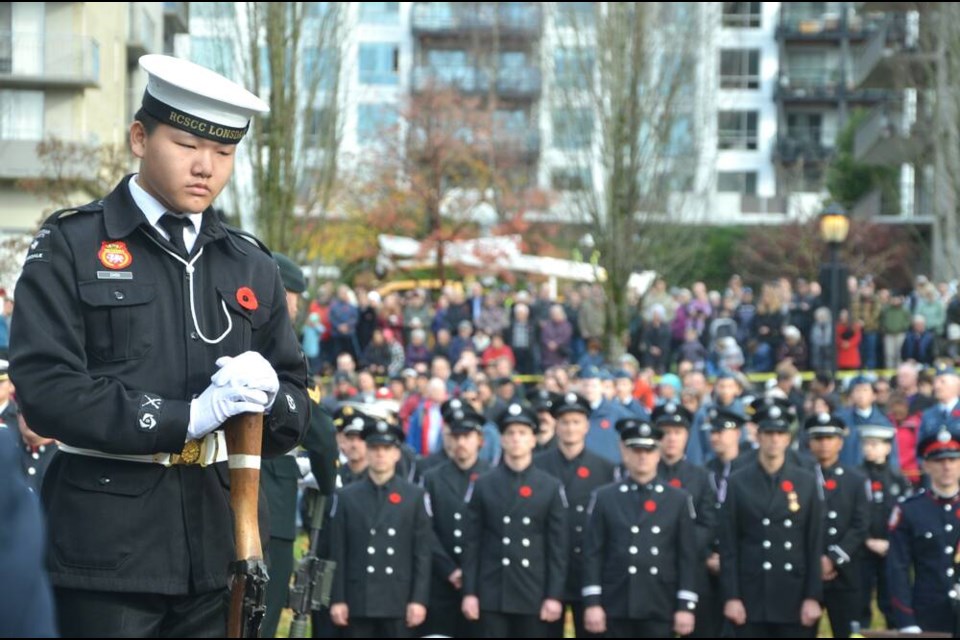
[9,177,309,594]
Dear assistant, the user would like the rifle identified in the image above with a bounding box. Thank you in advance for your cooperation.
[225,413,269,638]
[287,491,337,638]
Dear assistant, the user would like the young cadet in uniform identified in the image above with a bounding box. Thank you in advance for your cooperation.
[421,398,491,637]
[719,402,824,638]
[461,402,569,638]
[582,417,698,638]
[261,253,339,639]
[329,417,432,638]
[9,55,308,636]
[805,412,870,638]
[534,391,617,637]
[651,402,717,638]
[702,407,749,637]
[858,423,909,630]
[887,427,960,634]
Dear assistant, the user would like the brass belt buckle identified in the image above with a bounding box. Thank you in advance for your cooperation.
[176,439,202,465]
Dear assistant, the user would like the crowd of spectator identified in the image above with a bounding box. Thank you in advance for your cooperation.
[298,273,960,380]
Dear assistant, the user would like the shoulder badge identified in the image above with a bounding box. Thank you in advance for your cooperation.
[308,384,322,405]
[888,504,902,531]
[23,227,53,265]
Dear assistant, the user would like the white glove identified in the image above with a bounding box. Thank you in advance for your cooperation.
[188,382,268,440]
[210,351,279,410]
[298,472,318,490]
[899,626,922,634]
[296,456,313,478]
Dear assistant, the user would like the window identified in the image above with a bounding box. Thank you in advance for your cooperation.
[359,43,399,85]
[306,107,335,145]
[786,113,823,144]
[722,2,761,28]
[494,109,528,133]
[717,110,758,150]
[556,2,595,29]
[552,108,593,150]
[0,90,43,139]
[357,103,398,142]
[191,36,234,78]
[303,47,337,90]
[551,167,592,191]
[719,49,759,89]
[192,2,235,18]
[666,115,694,157]
[717,171,758,195]
[554,48,594,90]
[359,2,399,24]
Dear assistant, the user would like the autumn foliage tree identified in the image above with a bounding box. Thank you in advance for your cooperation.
[731,219,922,291]
[328,84,550,282]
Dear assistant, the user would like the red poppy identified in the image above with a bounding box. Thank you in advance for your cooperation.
[519,485,532,498]
[955,507,960,520]
[389,492,402,504]
[781,480,794,493]
[470,473,479,482]
[600,419,610,430]
[236,287,258,311]
[577,466,591,479]
[669,478,682,488]
[644,500,657,512]
[824,479,837,491]
[872,481,883,491]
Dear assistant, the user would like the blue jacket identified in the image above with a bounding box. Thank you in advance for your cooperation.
[916,401,960,459]
[584,398,630,464]
[837,406,898,468]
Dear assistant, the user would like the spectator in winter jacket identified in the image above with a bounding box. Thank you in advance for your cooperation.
[836,310,862,370]
[900,315,936,366]
[540,304,573,369]
[777,325,808,371]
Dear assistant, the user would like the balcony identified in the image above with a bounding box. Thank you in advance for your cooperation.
[412,66,490,94]
[853,14,935,89]
[164,2,189,35]
[778,13,861,42]
[493,129,541,161]
[128,4,159,61]
[0,32,100,89]
[776,69,842,102]
[853,103,929,166]
[0,139,43,179]
[855,2,919,12]
[496,66,541,100]
[775,135,834,164]
[412,3,541,40]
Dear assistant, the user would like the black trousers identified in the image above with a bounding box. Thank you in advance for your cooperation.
[342,617,410,638]
[689,574,725,638]
[606,617,673,638]
[568,600,603,638]
[422,584,478,638]
[860,552,892,629]
[479,611,555,638]
[262,537,294,638]
[54,587,227,638]
[823,585,860,638]
[734,622,813,638]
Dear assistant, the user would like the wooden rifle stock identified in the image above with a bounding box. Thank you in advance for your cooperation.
[225,413,268,638]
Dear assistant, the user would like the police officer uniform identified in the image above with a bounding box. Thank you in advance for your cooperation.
[887,427,960,634]
[582,417,698,638]
[805,413,870,638]
[420,399,491,637]
[534,392,616,637]
[701,407,749,638]
[462,403,569,638]
[858,424,909,630]
[261,253,340,639]
[719,403,824,638]
[329,419,432,638]
[916,363,960,459]
[9,55,308,637]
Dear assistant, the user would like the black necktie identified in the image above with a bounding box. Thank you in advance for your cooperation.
[158,213,190,258]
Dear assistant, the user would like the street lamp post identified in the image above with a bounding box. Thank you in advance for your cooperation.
[819,203,850,375]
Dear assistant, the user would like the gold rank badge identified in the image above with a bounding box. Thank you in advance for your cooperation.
[788,492,800,512]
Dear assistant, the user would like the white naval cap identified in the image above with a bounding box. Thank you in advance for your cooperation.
[138,54,269,144]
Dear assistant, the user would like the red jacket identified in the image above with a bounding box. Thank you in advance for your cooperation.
[836,323,862,370]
